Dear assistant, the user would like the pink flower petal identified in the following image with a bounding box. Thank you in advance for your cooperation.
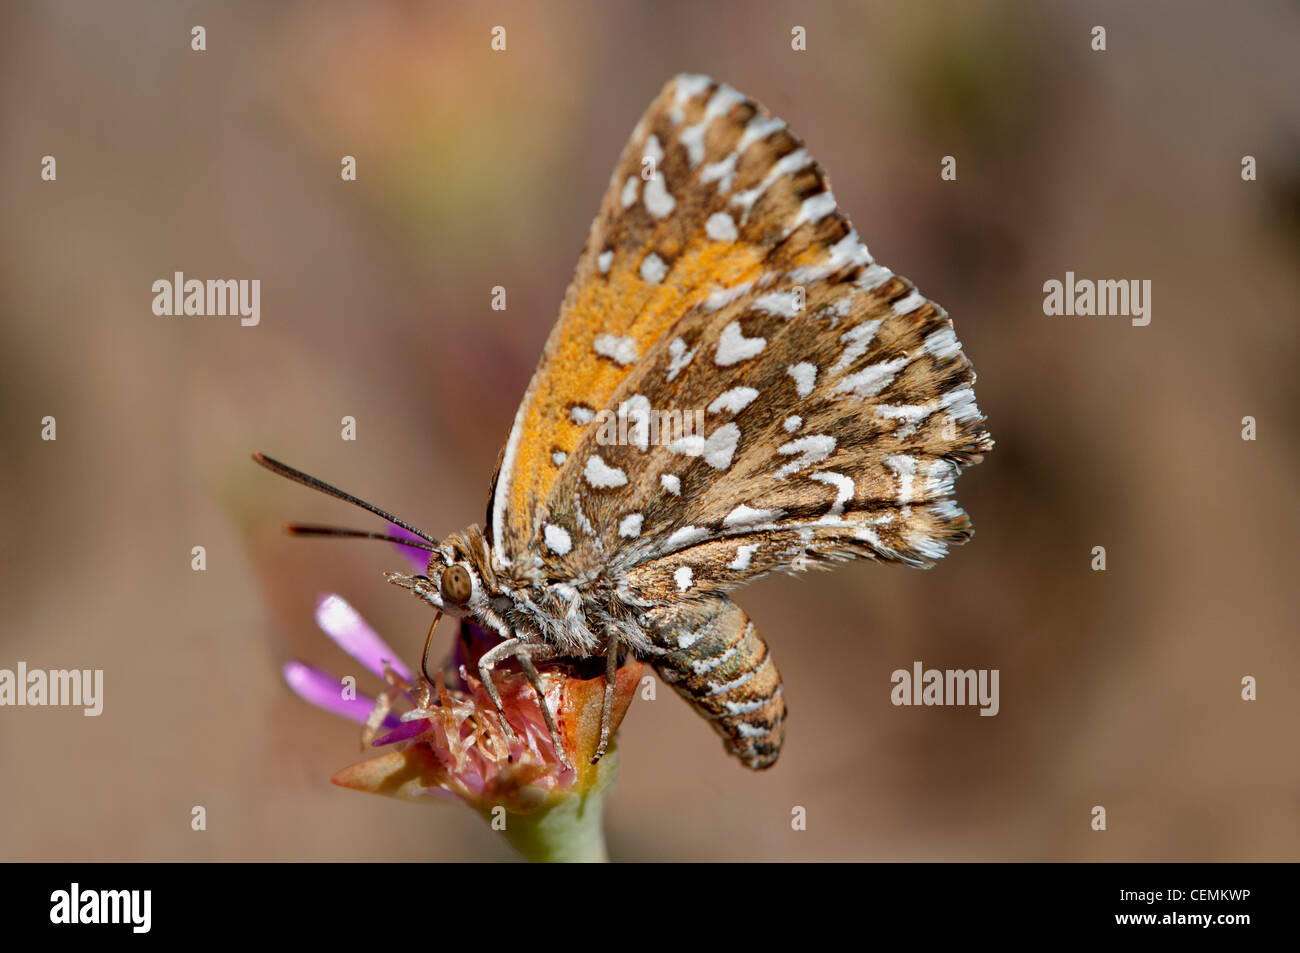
[283,660,401,728]
[314,593,414,683]
[372,718,431,747]
[388,523,431,573]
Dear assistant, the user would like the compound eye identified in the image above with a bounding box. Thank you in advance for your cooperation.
[440,565,472,605]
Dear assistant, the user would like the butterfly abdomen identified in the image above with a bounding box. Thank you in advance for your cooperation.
[649,596,785,769]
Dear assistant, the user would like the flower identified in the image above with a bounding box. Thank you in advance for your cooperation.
[282,529,642,861]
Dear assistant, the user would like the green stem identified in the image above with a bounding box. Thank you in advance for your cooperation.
[483,748,618,862]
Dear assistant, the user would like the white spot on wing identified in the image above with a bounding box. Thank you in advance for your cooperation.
[674,566,694,591]
[644,173,675,219]
[876,403,935,437]
[729,543,760,570]
[788,230,873,283]
[753,291,800,318]
[618,513,644,538]
[912,533,948,560]
[884,454,918,503]
[787,362,817,397]
[668,422,740,470]
[723,504,784,528]
[667,434,704,456]
[666,526,708,548]
[584,454,628,488]
[731,148,813,219]
[661,474,681,495]
[706,85,744,119]
[593,334,639,366]
[941,385,980,422]
[775,434,836,478]
[853,525,884,549]
[923,326,960,359]
[893,291,926,315]
[930,499,962,520]
[810,471,854,516]
[703,279,754,312]
[570,405,594,425]
[643,134,665,165]
[679,85,743,166]
[926,459,957,496]
[715,321,766,366]
[707,386,759,414]
[640,253,667,285]
[832,320,883,372]
[670,74,712,115]
[833,357,909,399]
[666,337,696,381]
[597,250,613,274]
[705,211,738,242]
[680,124,707,168]
[700,153,739,192]
[670,74,712,125]
[856,263,894,290]
[544,524,572,555]
[788,190,837,233]
[619,394,652,451]
[705,423,740,469]
[620,175,639,208]
[737,115,785,153]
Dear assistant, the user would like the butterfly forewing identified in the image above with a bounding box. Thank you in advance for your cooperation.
[489,75,991,602]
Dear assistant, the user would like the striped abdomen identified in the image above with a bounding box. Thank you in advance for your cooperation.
[647,596,785,769]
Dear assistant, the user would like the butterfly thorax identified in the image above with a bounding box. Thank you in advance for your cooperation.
[396,523,656,660]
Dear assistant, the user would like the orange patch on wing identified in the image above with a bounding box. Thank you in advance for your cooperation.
[506,238,764,538]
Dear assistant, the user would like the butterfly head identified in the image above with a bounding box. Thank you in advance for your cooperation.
[385,524,507,624]
[250,453,511,631]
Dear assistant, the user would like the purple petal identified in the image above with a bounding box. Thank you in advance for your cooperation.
[372,718,431,747]
[283,660,401,728]
[314,593,414,683]
[388,523,431,573]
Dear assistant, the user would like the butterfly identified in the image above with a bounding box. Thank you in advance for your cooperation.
[255,74,992,771]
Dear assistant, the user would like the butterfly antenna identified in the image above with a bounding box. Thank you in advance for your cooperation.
[282,523,438,552]
[251,452,439,546]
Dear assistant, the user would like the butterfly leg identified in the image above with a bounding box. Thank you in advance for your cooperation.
[477,638,523,745]
[591,630,620,764]
[516,647,572,770]
[477,637,573,770]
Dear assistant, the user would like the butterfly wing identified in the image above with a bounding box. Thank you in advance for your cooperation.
[489,74,790,574]
[489,75,992,599]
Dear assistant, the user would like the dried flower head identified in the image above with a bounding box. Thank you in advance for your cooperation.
[284,590,640,859]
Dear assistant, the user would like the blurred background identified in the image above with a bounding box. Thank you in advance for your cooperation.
[1,0,1296,861]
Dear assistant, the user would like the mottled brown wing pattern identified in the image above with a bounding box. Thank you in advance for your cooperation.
[492,74,991,602]
[490,76,781,577]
